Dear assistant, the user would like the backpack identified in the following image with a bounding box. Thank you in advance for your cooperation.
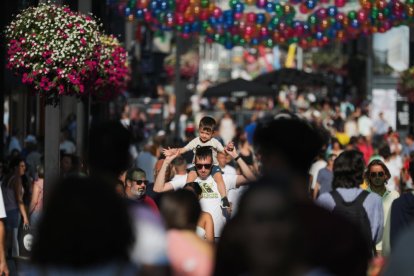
[330,189,375,256]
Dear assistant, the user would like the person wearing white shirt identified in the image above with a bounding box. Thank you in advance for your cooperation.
[380,145,401,192]
[217,152,245,216]
[169,156,188,191]
[59,130,76,154]
[154,147,256,238]
[372,112,389,136]
[364,159,399,254]
[0,188,8,275]
[358,112,373,138]
[0,187,9,276]
[309,153,327,192]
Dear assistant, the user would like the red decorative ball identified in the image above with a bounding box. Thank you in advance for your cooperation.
[144,11,152,21]
[199,9,209,20]
[357,10,367,21]
[246,12,256,23]
[175,13,185,24]
[234,12,243,20]
[335,0,346,8]
[212,7,222,18]
[299,3,309,14]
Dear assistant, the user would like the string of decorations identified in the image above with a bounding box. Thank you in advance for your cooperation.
[109,0,414,48]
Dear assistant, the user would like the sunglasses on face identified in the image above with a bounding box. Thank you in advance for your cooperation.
[132,180,149,185]
[195,163,212,170]
[370,171,385,178]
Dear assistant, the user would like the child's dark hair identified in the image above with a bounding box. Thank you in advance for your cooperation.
[199,116,216,132]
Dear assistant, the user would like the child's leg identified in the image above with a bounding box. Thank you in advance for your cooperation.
[186,170,198,183]
[213,171,227,198]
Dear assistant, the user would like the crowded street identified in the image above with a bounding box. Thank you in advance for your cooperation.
[2,0,414,275]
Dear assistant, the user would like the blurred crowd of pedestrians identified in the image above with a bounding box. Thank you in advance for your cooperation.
[0,95,413,276]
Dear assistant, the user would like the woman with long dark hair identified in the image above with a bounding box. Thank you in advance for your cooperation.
[2,157,30,259]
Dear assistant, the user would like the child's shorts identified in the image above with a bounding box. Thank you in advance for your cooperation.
[187,164,222,176]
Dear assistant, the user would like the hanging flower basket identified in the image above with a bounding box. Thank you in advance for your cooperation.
[5,2,101,104]
[398,67,414,103]
[94,35,130,100]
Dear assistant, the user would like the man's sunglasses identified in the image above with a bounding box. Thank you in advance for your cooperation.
[195,163,212,170]
[132,180,149,185]
[370,171,385,178]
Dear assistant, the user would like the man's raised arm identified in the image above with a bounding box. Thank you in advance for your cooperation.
[153,152,179,193]
[225,147,257,186]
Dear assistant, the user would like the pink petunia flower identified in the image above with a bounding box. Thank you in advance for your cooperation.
[58,85,65,94]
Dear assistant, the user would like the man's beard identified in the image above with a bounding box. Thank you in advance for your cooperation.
[132,187,146,199]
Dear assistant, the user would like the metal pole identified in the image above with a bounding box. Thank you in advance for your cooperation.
[125,18,134,49]
[366,36,373,101]
[75,0,91,159]
[78,0,91,13]
[0,0,12,160]
[36,0,60,201]
[76,99,87,157]
[297,46,303,70]
[410,28,414,134]
[174,33,184,139]
[44,101,60,201]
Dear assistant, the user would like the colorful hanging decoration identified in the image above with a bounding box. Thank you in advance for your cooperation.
[110,0,414,49]
[94,35,130,100]
[5,2,130,103]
